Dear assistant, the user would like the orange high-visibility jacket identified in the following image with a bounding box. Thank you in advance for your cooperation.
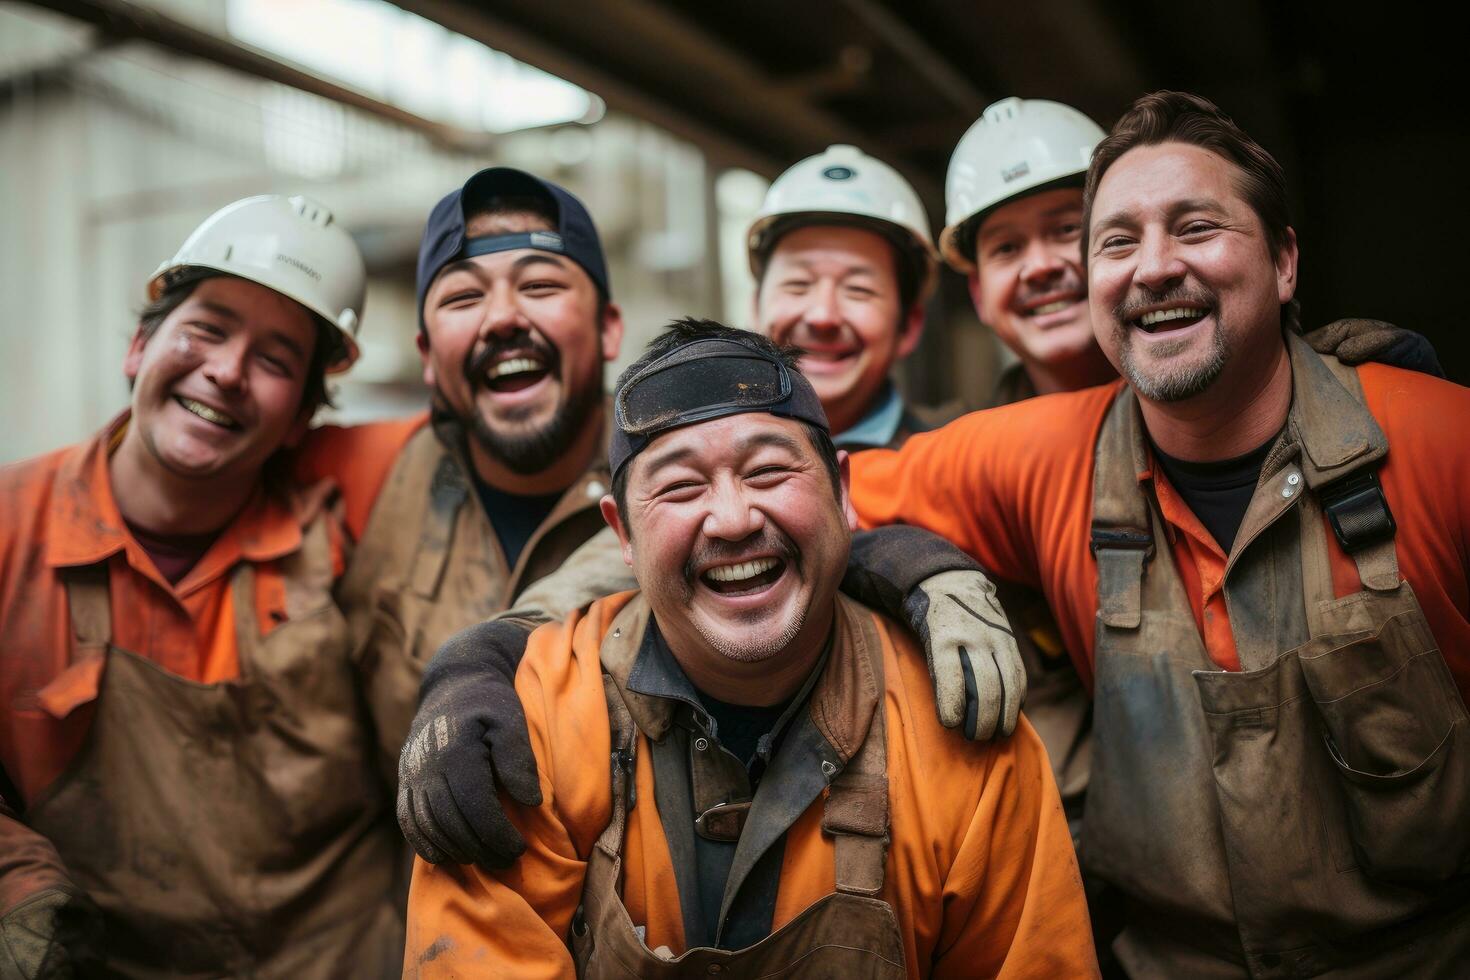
[847,363,1470,696]
[404,592,1098,979]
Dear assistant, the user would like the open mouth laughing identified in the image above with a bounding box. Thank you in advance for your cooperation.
[796,345,859,375]
[699,555,788,597]
[468,335,560,397]
[174,396,239,430]
[1130,305,1212,334]
[1019,291,1085,320]
[484,352,552,393]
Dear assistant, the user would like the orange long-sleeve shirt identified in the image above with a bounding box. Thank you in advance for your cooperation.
[848,364,1470,697]
[404,592,1097,979]
[293,413,427,542]
[0,414,345,805]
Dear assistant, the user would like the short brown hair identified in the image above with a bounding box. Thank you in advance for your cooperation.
[1083,91,1300,332]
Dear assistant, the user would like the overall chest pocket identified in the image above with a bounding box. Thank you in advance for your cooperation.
[1298,606,1470,882]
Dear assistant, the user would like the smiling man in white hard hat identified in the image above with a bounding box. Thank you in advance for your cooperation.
[748,144,954,448]
[0,196,405,977]
[943,98,1117,404]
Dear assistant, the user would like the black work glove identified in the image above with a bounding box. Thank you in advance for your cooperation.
[1303,319,1445,378]
[1,888,103,980]
[843,525,1025,740]
[396,618,542,868]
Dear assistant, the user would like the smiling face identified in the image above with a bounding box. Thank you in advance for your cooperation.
[419,210,622,474]
[123,275,317,482]
[1087,141,1297,404]
[966,187,1095,371]
[755,225,922,435]
[602,413,855,668]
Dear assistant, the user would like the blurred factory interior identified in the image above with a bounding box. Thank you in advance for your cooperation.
[2,0,1465,463]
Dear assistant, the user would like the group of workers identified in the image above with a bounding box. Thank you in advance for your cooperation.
[0,85,1464,980]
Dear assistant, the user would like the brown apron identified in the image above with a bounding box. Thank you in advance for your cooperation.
[338,420,608,779]
[569,652,907,977]
[1082,338,1470,979]
[26,518,401,978]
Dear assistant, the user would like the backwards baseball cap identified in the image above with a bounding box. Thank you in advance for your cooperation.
[609,333,829,481]
[415,166,611,329]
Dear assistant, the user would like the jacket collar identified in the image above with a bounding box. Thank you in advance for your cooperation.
[599,593,883,765]
[1281,331,1387,489]
[1119,332,1388,494]
[45,412,305,589]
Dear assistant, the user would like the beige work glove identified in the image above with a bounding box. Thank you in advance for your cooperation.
[904,569,1027,740]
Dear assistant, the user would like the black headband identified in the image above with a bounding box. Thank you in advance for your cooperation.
[609,337,829,480]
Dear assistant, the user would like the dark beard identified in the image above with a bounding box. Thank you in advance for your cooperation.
[467,377,602,474]
[457,326,601,475]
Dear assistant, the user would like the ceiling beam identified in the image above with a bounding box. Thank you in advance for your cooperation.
[19,0,496,153]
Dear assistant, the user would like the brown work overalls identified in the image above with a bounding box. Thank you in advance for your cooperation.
[568,606,908,978]
[1082,335,1470,978]
[336,418,609,776]
[25,516,401,978]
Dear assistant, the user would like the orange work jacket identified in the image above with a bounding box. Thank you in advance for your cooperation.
[848,362,1470,699]
[0,413,345,804]
[404,592,1097,979]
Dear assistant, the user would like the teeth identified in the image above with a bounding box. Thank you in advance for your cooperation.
[179,397,236,427]
[1140,307,1207,327]
[705,558,778,584]
[1031,299,1077,316]
[489,357,546,380]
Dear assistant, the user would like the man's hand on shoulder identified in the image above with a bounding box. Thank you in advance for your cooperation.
[397,618,542,869]
[843,526,1027,741]
[905,569,1026,740]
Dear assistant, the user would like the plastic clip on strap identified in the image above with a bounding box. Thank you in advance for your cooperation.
[1318,471,1396,554]
[1090,528,1154,631]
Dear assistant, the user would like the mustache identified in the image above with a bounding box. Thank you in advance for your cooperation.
[684,527,799,583]
[1016,269,1086,306]
[463,329,559,384]
[1112,284,1217,325]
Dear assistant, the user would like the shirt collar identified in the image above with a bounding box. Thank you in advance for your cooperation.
[600,594,882,765]
[627,618,829,757]
[833,382,905,450]
[45,412,306,587]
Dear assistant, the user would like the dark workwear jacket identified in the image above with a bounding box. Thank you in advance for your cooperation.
[304,412,611,778]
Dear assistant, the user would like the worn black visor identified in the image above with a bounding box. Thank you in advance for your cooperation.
[610,338,828,478]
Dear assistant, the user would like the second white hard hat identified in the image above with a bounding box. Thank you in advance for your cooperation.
[941,97,1106,274]
[747,145,938,302]
[149,195,367,372]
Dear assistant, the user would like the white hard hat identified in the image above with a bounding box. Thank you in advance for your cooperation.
[747,145,938,302]
[941,97,1106,274]
[149,195,367,372]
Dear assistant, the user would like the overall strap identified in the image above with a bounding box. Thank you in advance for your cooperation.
[62,562,112,662]
[408,452,470,600]
[595,672,639,860]
[1090,387,1156,631]
[821,652,889,898]
[277,508,337,620]
[1313,356,1400,594]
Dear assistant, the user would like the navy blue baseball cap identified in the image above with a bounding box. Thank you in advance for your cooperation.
[415,167,611,330]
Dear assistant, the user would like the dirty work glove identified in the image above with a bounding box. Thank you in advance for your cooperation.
[1303,319,1445,378]
[397,619,541,868]
[1,888,102,979]
[842,525,1026,740]
[904,569,1026,740]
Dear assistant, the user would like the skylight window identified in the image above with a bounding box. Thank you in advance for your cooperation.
[227,0,604,133]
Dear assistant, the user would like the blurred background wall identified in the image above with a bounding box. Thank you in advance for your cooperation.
[2,0,1465,463]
